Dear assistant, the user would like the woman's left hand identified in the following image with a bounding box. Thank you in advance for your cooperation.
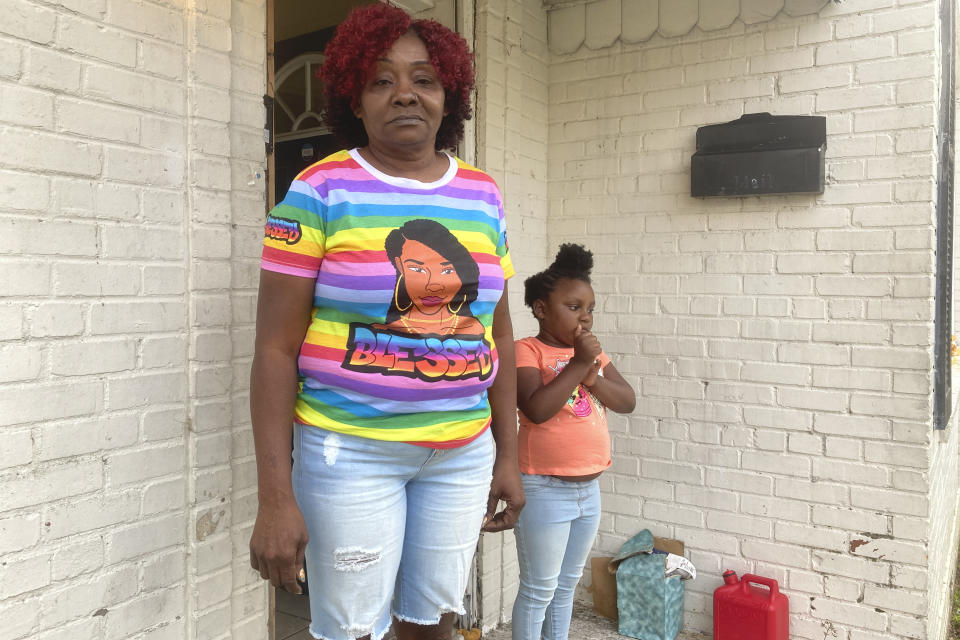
[482,455,525,532]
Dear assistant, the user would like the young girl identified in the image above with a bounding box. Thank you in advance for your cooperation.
[512,244,636,640]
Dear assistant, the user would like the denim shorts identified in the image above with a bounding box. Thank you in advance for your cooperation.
[292,424,494,640]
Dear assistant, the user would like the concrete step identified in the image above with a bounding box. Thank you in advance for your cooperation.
[478,600,709,640]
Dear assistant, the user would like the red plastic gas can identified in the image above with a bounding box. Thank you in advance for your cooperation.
[713,571,789,640]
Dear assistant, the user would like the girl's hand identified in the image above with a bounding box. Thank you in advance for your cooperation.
[573,324,602,366]
[581,360,601,386]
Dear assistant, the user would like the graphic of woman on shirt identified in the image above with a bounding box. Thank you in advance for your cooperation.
[379,219,484,337]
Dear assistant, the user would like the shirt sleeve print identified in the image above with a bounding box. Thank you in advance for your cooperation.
[493,184,514,281]
[261,178,326,279]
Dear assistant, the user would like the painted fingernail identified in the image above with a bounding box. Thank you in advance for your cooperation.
[298,568,306,582]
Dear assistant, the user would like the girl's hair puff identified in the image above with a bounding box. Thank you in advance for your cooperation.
[319,3,475,151]
[523,244,594,311]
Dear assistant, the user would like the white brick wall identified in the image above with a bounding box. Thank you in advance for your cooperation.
[0,0,267,637]
[542,2,954,638]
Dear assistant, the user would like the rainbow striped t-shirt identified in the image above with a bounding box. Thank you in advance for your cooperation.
[261,149,514,447]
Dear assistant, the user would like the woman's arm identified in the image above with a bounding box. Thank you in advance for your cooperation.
[481,282,526,532]
[584,361,636,414]
[248,270,315,594]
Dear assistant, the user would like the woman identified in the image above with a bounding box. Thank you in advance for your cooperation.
[248,5,524,640]
[378,218,484,336]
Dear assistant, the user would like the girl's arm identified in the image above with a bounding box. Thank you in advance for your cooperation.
[584,361,636,414]
[517,358,592,424]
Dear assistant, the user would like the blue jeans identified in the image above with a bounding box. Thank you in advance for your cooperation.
[512,474,602,640]
[292,424,494,640]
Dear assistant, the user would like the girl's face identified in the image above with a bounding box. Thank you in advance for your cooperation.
[396,239,462,312]
[534,278,595,347]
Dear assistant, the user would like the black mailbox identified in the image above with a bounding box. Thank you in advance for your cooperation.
[691,113,826,197]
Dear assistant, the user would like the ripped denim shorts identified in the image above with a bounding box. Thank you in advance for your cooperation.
[292,423,494,640]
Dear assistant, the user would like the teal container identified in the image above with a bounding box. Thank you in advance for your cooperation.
[611,530,685,640]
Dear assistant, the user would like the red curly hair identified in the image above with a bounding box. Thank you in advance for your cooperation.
[319,3,475,151]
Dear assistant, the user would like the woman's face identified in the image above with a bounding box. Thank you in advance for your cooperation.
[396,239,462,312]
[353,32,448,152]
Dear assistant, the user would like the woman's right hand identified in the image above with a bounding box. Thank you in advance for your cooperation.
[249,498,310,594]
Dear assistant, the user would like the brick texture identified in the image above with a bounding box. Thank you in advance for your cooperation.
[0,0,267,638]
[544,2,951,639]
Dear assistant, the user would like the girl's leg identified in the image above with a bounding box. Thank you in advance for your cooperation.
[393,430,494,638]
[541,479,601,640]
[511,475,577,640]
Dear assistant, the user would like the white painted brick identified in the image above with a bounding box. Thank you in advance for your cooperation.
[776,521,849,552]
[50,338,137,376]
[851,487,926,517]
[51,537,104,581]
[106,371,186,410]
[0,511,41,554]
[52,262,140,297]
[742,494,808,522]
[0,170,49,213]
[813,550,889,584]
[142,477,186,515]
[0,459,102,513]
[84,64,185,116]
[742,362,810,385]
[743,450,810,477]
[0,343,42,383]
[57,14,137,66]
[812,504,887,534]
[106,444,184,486]
[813,322,888,344]
[864,441,927,468]
[706,511,772,538]
[814,367,890,391]
[2,0,56,44]
[742,539,810,568]
[816,36,895,65]
[891,468,926,493]
[20,46,79,93]
[141,335,187,370]
[106,512,186,564]
[787,432,822,456]
[852,203,933,227]
[1,127,102,176]
[824,436,862,460]
[103,586,186,640]
[43,491,139,542]
[0,39,23,79]
[0,379,102,427]
[888,612,924,638]
[0,597,41,638]
[40,565,139,627]
[850,536,926,566]
[37,413,137,461]
[823,574,861,601]
[892,371,928,395]
[852,394,930,422]
[0,82,54,128]
[0,553,50,599]
[90,301,185,335]
[776,477,848,505]
[56,97,140,143]
[813,459,889,487]
[852,346,929,370]
[827,299,866,319]
[813,412,890,438]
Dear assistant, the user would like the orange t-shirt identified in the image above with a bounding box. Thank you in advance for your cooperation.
[515,337,612,476]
